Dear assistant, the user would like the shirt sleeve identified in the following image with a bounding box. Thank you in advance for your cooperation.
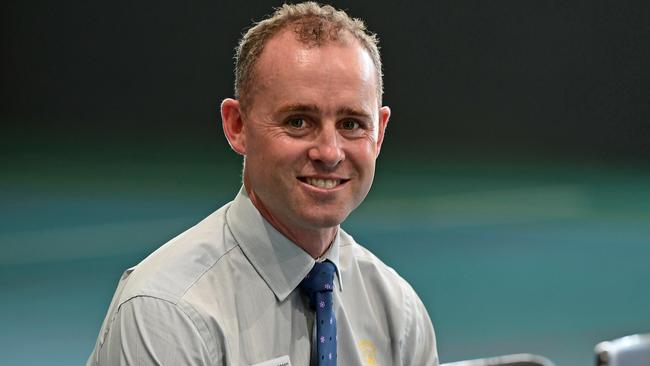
[89,296,215,366]
[400,285,439,366]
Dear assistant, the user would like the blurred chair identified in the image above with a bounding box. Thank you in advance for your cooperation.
[595,334,650,366]
[441,353,555,366]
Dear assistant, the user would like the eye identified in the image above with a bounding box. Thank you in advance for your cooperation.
[341,120,360,130]
[287,118,306,129]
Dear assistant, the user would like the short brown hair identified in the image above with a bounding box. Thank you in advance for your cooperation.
[234,2,383,108]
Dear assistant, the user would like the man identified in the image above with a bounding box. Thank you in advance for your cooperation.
[88,3,437,365]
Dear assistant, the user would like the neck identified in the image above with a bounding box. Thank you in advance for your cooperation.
[246,186,337,259]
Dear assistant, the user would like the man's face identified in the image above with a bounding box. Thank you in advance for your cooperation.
[238,29,389,234]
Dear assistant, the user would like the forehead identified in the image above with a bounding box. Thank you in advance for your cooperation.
[251,28,378,101]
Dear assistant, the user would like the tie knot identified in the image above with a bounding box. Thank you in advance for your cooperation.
[300,260,336,308]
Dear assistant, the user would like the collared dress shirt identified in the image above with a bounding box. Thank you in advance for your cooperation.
[87,188,438,366]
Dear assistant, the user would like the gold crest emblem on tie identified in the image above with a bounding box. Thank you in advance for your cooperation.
[357,339,378,366]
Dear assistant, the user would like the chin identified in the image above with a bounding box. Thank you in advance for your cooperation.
[301,211,349,229]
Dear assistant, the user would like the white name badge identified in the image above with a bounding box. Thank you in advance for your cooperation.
[251,355,292,366]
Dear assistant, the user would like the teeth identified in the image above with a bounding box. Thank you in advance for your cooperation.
[305,178,340,189]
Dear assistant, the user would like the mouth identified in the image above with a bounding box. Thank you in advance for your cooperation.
[298,177,349,189]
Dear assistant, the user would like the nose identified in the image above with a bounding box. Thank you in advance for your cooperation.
[308,125,344,168]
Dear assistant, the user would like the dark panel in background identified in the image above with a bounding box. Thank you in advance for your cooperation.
[2,0,649,159]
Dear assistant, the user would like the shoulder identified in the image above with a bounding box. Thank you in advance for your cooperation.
[88,293,219,365]
[88,204,236,365]
[118,202,238,306]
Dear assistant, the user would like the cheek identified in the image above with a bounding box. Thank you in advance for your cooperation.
[345,145,377,175]
[276,140,310,158]
[354,138,380,159]
[254,141,306,174]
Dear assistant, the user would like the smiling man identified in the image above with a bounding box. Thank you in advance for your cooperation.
[88,3,437,366]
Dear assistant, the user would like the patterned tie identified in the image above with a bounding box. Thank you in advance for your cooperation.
[300,260,337,365]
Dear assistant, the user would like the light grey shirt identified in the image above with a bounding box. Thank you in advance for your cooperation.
[87,188,438,366]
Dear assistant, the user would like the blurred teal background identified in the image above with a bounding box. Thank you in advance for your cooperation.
[2,143,649,365]
[2,0,649,365]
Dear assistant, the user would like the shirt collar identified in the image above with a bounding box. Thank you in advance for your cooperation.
[225,187,342,302]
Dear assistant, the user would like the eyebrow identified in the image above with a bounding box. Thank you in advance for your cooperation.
[337,106,371,119]
[276,104,371,118]
[276,103,320,114]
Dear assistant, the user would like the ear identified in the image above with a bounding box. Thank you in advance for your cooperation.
[375,106,391,157]
[221,98,246,155]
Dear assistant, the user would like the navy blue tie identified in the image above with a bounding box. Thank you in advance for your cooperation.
[300,261,337,365]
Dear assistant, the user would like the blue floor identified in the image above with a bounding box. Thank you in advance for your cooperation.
[2,157,649,365]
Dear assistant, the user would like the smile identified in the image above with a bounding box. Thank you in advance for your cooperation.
[298,177,348,189]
